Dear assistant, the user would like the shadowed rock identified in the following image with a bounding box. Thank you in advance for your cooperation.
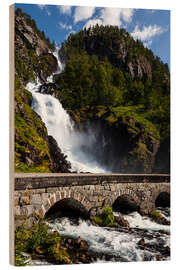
[48,135,71,173]
[155,192,170,208]
[45,198,89,220]
[112,194,140,214]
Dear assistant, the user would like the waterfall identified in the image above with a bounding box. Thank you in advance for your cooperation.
[26,50,107,173]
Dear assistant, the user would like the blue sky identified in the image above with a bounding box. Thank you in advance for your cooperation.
[15,3,170,67]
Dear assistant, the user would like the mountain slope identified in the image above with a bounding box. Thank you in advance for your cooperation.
[54,25,170,173]
[14,8,71,172]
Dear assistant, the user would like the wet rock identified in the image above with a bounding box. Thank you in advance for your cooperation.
[48,135,71,173]
[164,246,170,256]
[150,211,170,225]
[158,230,170,235]
[137,238,145,247]
[89,206,103,219]
[45,198,89,220]
[114,216,130,228]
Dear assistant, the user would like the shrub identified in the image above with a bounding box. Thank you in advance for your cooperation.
[93,206,115,227]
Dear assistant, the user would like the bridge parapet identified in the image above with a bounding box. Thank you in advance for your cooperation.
[14,174,170,227]
[15,173,170,190]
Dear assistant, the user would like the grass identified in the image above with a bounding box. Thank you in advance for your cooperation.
[14,86,53,172]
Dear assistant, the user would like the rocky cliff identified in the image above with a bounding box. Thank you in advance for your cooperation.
[14,8,71,173]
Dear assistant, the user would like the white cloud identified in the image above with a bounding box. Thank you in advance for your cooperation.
[38,4,51,16]
[59,22,72,30]
[59,5,72,15]
[74,6,96,23]
[84,7,134,30]
[100,8,134,27]
[131,24,165,41]
[84,19,103,29]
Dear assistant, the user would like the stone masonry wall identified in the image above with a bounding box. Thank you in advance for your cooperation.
[14,175,170,227]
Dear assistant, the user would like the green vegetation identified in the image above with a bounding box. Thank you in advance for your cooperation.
[150,211,170,225]
[93,207,115,227]
[57,25,170,144]
[15,221,91,265]
[15,81,53,172]
[14,9,170,173]
[15,222,71,266]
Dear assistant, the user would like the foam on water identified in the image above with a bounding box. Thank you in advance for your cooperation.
[48,218,154,262]
[114,211,170,232]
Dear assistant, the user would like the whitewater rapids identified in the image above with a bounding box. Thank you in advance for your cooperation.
[46,207,170,263]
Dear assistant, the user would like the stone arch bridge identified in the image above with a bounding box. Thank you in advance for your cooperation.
[14,173,170,225]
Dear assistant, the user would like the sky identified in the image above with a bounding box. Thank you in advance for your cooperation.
[15,3,170,67]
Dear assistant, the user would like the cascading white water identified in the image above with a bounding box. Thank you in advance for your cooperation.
[26,50,107,173]
[114,209,170,232]
[24,207,170,265]
[47,47,64,83]
[47,207,170,263]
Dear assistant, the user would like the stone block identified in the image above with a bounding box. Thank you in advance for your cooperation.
[41,193,49,202]
[30,194,42,205]
[20,205,35,216]
[21,196,30,205]
[104,184,110,190]
[39,205,46,218]
[55,191,61,201]
[98,197,105,202]
[14,197,19,206]
[22,190,33,196]
[110,185,116,192]
[43,199,51,212]
[31,188,46,194]
[49,194,56,206]
[14,206,21,216]
[46,187,59,193]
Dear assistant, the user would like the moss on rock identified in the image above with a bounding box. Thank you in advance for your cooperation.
[93,206,115,227]
[15,85,53,172]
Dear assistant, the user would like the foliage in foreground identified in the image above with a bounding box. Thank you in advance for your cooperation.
[15,222,71,266]
[15,221,90,266]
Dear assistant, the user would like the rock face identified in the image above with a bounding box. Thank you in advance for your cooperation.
[48,136,71,173]
[15,8,57,85]
[45,198,90,220]
[71,106,160,173]
[59,27,153,81]
[58,25,170,174]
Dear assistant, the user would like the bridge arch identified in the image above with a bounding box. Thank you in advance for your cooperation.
[153,185,170,209]
[155,192,170,208]
[14,174,170,226]
[44,197,90,220]
[39,190,91,218]
[112,194,140,214]
[103,188,141,214]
